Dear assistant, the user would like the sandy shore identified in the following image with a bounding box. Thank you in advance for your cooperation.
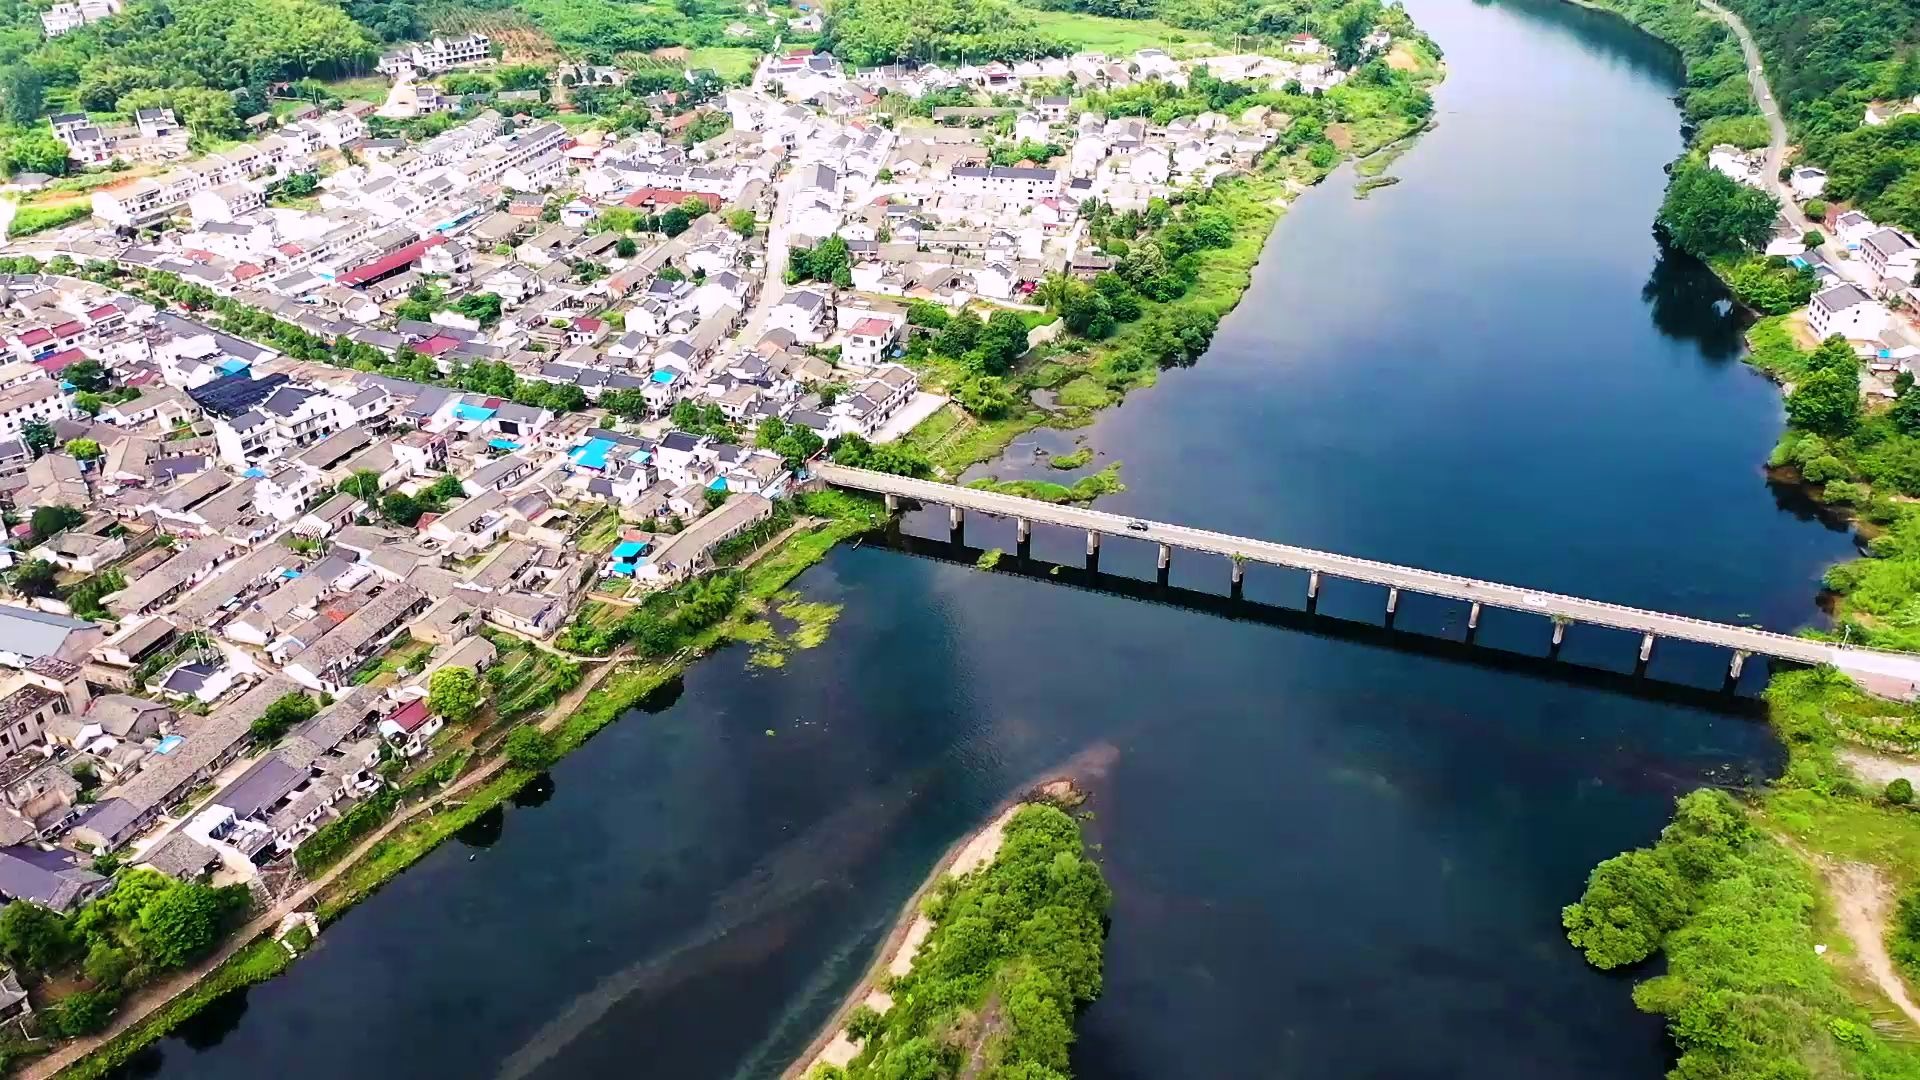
[783,779,1083,1079]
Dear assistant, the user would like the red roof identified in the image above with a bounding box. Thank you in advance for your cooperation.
[414,334,461,356]
[850,317,893,337]
[50,321,84,338]
[40,348,87,374]
[386,699,431,733]
[86,304,118,319]
[233,263,264,281]
[277,243,303,256]
[17,328,52,347]
[337,235,445,288]
[620,187,722,211]
[573,316,603,332]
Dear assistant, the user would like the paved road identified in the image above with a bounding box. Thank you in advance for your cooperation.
[1700,0,1788,196]
[738,166,799,345]
[819,465,1920,687]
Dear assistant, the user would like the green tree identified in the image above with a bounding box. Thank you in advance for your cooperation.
[135,882,241,968]
[252,691,318,741]
[0,901,74,973]
[21,420,54,456]
[339,469,383,501]
[503,726,555,770]
[73,391,103,416]
[428,666,481,722]
[83,941,134,988]
[1561,847,1688,969]
[65,438,102,462]
[1785,337,1862,436]
[1891,778,1915,805]
[1656,160,1779,258]
[2,131,67,178]
[42,988,119,1036]
[10,559,59,599]
[726,209,756,236]
[0,65,42,127]
[615,236,638,258]
[61,360,109,393]
[30,504,85,540]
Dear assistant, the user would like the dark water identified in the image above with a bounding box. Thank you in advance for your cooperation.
[123,1,1862,1078]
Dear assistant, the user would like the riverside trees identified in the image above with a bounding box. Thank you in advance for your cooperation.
[1656,160,1779,258]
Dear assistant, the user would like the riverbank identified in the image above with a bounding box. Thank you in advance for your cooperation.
[786,776,1089,1080]
[892,47,1446,480]
[790,789,1106,1080]
[35,492,886,1080]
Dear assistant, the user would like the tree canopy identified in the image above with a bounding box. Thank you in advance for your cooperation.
[428,665,481,722]
[1656,160,1779,258]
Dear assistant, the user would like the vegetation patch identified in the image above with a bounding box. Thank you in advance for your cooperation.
[1048,446,1094,470]
[809,804,1109,1080]
[969,462,1125,505]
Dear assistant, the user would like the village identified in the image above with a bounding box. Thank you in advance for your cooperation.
[1705,139,1920,381]
[0,20,1405,1037]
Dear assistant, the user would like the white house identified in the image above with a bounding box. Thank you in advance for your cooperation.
[1808,283,1891,342]
[768,289,831,341]
[841,314,901,368]
[1790,166,1828,201]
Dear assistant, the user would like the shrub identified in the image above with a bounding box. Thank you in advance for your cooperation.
[1889,778,1914,805]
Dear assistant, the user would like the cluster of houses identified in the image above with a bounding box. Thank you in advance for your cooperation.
[0,32,1421,935]
[1705,142,1920,371]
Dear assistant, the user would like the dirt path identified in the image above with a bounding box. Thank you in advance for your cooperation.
[1818,859,1920,1032]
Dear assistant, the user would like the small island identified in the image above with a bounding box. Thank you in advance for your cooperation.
[797,787,1107,1080]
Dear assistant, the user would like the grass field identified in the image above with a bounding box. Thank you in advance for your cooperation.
[319,75,393,104]
[688,46,761,80]
[1026,10,1218,54]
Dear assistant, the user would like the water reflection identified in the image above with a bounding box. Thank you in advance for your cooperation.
[512,774,556,809]
[455,805,504,849]
[1642,238,1745,361]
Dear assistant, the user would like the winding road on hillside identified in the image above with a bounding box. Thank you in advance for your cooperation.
[1698,0,1788,197]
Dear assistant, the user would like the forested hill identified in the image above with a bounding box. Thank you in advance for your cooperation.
[1721,0,1920,230]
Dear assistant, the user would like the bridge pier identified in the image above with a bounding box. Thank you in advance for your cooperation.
[1550,618,1568,654]
[1156,543,1171,586]
[1468,602,1482,630]
[884,493,899,514]
[1230,559,1244,600]
[1016,517,1030,544]
[1639,633,1655,663]
[1086,529,1101,556]
[1729,650,1749,680]
[948,505,963,531]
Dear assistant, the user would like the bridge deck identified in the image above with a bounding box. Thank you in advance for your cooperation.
[816,464,1920,688]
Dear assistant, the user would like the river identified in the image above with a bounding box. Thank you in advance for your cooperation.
[118,1,1859,1078]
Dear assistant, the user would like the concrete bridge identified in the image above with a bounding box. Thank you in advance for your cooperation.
[815,464,1920,693]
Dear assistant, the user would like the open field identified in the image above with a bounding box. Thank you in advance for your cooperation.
[1026,10,1218,54]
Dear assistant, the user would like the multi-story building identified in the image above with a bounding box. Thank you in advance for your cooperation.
[947,165,1062,202]
[376,33,492,77]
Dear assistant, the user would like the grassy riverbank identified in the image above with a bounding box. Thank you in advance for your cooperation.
[50,491,885,1079]
[1534,4,1920,1072]
[892,43,1444,479]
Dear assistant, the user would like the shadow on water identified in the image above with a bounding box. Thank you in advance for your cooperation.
[456,804,506,850]
[1641,237,1746,362]
[512,773,556,809]
[869,524,1776,717]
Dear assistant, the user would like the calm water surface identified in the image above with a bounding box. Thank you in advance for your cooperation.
[124,1,1862,1077]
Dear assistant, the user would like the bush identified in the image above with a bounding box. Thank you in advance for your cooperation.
[503,727,555,771]
[1889,778,1914,805]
